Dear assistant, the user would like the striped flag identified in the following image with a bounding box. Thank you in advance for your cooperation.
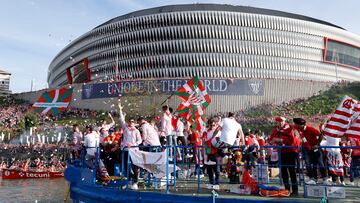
[323,95,359,138]
[344,115,360,139]
[174,76,211,131]
[32,87,73,115]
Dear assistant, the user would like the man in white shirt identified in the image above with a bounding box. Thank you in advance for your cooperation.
[118,102,142,190]
[138,117,161,152]
[174,116,186,160]
[84,126,109,180]
[160,105,173,138]
[160,105,176,159]
[84,126,99,158]
[216,112,244,149]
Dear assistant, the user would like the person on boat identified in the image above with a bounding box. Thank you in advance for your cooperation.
[118,102,142,190]
[160,105,175,160]
[35,158,45,172]
[340,138,351,184]
[28,159,37,172]
[100,113,115,137]
[22,158,30,171]
[84,125,110,179]
[174,116,187,160]
[138,117,161,152]
[243,131,260,171]
[83,125,91,139]
[203,118,221,190]
[349,137,360,186]
[214,112,245,151]
[255,130,266,163]
[292,118,330,185]
[1,160,7,170]
[188,126,204,178]
[269,116,298,196]
[71,124,83,159]
[103,126,122,176]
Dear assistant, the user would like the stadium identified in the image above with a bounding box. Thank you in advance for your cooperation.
[45,4,360,114]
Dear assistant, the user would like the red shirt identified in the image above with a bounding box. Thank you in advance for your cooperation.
[245,134,259,147]
[349,138,360,157]
[103,132,122,152]
[257,137,265,147]
[297,125,321,151]
[340,141,351,167]
[190,131,202,146]
[171,117,178,131]
[270,123,297,153]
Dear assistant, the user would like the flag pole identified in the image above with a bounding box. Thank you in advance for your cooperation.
[160,93,175,106]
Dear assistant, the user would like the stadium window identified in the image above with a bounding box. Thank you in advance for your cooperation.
[324,39,360,69]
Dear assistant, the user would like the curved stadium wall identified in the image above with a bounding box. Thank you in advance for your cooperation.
[47,4,360,113]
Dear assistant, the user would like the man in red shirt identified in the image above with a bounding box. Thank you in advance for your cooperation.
[269,116,298,196]
[293,118,330,185]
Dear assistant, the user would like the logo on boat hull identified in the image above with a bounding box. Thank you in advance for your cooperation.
[25,172,50,178]
[4,170,10,176]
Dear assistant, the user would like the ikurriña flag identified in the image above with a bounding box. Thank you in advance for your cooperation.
[32,87,73,115]
[174,76,211,131]
[323,95,360,138]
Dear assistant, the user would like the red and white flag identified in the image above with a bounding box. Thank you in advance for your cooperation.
[323,95,360,138]
[174,76,211,131]
[344,115,360,139]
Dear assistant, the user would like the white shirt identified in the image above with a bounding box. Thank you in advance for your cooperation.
[160,111,173,136]
[141,122,161,146]
[175,120,185,137]
[119,111,142,150]
[219,117,242,145]
[100,122,115,136]
[204,128,221,142]
[84,131,100,156]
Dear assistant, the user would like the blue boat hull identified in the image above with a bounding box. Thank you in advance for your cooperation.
[65,163,310,203]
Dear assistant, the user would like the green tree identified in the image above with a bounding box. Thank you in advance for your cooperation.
[19,112,39,131]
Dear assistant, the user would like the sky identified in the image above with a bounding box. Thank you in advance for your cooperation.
[0,0,359,93]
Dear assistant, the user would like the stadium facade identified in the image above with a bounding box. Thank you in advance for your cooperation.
[46,4,360,113]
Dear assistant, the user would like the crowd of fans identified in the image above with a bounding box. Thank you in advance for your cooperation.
[1,92,358,197]
[0,97,30,130]
[0,143,69,172]
[68,102,359,195]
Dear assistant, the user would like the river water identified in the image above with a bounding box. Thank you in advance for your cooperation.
[0,176,68,203]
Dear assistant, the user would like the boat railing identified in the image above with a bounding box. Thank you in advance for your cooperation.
[76,144,360,198]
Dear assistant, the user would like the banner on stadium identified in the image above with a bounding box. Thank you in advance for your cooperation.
[32,87,73,115]
[81,79,265,99]
[128,148,178,178]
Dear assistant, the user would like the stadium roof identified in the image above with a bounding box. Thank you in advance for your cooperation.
[0,69,10,75]
[95,3,344,30]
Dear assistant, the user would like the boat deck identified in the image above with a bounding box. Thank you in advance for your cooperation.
[95,175,360,203]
